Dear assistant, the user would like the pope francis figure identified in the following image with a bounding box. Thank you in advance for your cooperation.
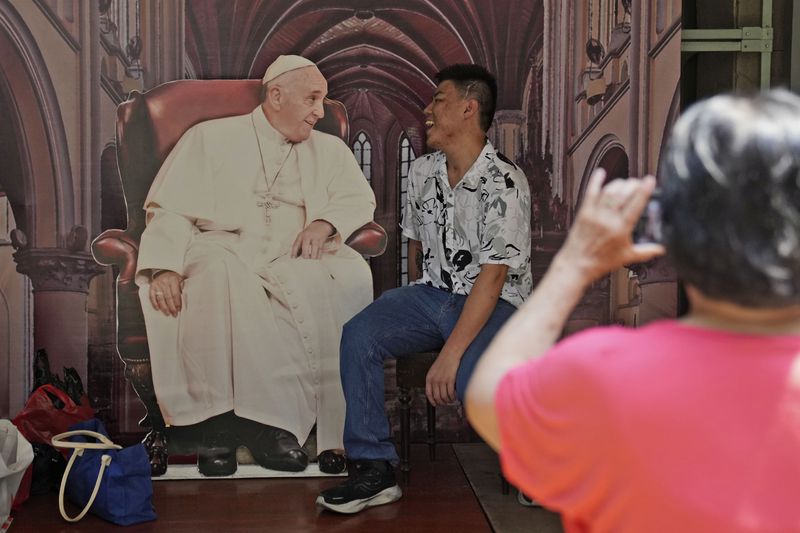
[134,55,375,476]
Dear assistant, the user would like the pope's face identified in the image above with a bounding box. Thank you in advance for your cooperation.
[277,67,327,143]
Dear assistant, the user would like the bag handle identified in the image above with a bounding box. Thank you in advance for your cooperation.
[51,430,123,451]
[57,449,112,522]
[38,383,76,408]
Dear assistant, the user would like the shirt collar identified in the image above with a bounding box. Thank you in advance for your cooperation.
[436,139,495,190]
[251,106,292,147]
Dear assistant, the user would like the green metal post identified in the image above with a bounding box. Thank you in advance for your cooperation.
[680,0,774,89]
[761,0,773,89]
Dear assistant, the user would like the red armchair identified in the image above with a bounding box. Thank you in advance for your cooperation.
[91,79,386,475]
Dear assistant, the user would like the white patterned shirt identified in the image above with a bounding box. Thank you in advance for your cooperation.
[400,141,532,307]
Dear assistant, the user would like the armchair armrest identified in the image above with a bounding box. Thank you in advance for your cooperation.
[345,222,387,258]
[91,222,385,285]
[91,229,140,285]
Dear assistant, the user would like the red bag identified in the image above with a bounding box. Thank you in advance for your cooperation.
[9,385,94,510]
[11,385,95,446]
[11,464,32,510]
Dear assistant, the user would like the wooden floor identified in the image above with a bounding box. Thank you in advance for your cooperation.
[10,445,493,532]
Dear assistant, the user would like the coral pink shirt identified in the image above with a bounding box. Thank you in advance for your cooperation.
[496,321,800,533]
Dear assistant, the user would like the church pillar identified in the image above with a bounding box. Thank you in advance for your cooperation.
[629,257,678,324]
[13,229,104,386]
[564,275,611,335]
[490,110,526,162]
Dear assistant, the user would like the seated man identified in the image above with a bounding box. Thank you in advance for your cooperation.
[135,55,375,476]
[467,89,800,532]
[317,64,533,513]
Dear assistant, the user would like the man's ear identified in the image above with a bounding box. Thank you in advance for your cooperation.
[463,98,479,121]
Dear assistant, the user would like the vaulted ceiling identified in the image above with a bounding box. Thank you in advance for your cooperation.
[186,0,544,153]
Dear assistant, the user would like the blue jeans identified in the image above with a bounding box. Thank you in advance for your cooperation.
[340,284,517,462]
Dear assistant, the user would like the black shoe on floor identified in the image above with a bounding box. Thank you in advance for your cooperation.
[317,449,347,474]
[316,459,402,514]
[237,418,308,472]
[197,429,237,477]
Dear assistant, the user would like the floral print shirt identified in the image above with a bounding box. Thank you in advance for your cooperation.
[400,141,532,307]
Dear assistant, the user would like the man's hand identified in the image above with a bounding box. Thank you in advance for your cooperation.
[148,270,183,317]
[425,348,462,406]
[291,219,335,260]
[424,264,508,407]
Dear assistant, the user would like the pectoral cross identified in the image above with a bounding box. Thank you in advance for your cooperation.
[256,194,277,225]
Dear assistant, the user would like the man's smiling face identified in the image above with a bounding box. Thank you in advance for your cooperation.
[423,80,467,151]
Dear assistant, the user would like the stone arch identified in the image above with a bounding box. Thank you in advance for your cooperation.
[521,63,537,156]
[655,81,681,183]
[571,135,631,331]
[0,1,74,248]
[576,134,628,208]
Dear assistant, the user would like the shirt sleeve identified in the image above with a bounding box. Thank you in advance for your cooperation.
[136,208,194,286]
[478,169,531,269]
[309,137,376,243]
[135,126,210,287]
[495,330,616,515]
[399,161,420,241]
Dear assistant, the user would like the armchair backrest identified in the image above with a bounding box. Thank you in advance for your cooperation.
[115,79,349,238]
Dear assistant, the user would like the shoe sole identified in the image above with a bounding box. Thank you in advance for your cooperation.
[198,459,237,477]
[253,456,308,472]
[198,464,237,477]
[316,485,402,514]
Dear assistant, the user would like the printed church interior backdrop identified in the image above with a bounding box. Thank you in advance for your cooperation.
[0,0,680,452]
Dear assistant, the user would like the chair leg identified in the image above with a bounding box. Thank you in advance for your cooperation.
[501,473,510,495]
[143,429,169,477]
[123,358,169,476]
[399,386,411,481]
[426,402,436,461]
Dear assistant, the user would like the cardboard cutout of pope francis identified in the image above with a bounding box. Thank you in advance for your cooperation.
[134,55,375,476]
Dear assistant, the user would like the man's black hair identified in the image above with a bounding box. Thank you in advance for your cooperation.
[435,64,498,132]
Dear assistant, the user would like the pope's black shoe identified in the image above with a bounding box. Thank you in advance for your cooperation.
[317,449,347,474]
[316,459,401,514]
[238,418,308,472]
[197,429,237,477]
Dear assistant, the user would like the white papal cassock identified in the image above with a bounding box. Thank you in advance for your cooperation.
[134,106,375,452]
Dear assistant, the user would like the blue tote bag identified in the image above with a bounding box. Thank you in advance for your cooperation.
[51,419,156,525]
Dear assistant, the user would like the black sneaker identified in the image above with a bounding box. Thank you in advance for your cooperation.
[316,459,402,513]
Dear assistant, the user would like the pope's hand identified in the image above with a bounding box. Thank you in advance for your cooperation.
[149,270,183,317]
[291,220,335,260]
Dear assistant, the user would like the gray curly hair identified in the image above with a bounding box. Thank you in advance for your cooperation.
[660,89,800,307]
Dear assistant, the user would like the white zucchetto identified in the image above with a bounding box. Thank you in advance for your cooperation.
[262,55,317,84]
